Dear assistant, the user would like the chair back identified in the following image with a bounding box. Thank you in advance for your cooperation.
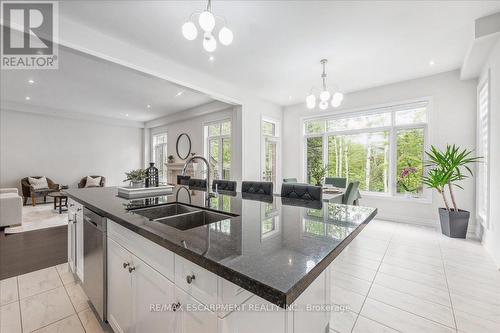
[177,175,191,185]
[78,176,106,188]
[325,177,347,188]
[241,181,273,195]
[20,176,58,196]
[212,180,237,192]
[281,183,322,201]
[283,178,298,183]
[188,178,207,189]
[342,181,360,205]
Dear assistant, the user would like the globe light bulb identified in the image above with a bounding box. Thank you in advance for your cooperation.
[218,26,234,46]
[306,94,316,109]
[331,92,344,107]
[199,10,215,32]
[319,100,328,110]
[319,90,331,101]
[203,32,217,52]
[182,21,198,40]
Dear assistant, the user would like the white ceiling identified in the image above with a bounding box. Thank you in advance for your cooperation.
[59,0,500,106]
[0,46,218,122]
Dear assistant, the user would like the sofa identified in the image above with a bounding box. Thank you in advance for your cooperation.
[0,188,22,227]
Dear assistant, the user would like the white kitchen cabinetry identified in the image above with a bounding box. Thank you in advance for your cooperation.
[175,286,218,333]
[75,209,84,282]
[67,201,77,273]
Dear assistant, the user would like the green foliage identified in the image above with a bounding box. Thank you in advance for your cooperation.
[308,158,329,186]
[123,169,147,182]
[396,129,424,194]
[423,144,482,210]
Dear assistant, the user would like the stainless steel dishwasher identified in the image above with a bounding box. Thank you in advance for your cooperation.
[82,207,107,322]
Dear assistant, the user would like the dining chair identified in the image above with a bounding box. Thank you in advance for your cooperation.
[241,181,273,195]
[342,181,360,205]
[283,178,298,183]
[212,179,237,192]
[188,178,207,189]
[280,183,322,201]
[325,177,347,188]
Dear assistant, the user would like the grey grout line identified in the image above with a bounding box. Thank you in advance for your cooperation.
[16,276,23,333]
[355,314,404,333]
[29,313,77,333]
[439,239,459,333]
[349,225,396,333]
[55,263,89,333]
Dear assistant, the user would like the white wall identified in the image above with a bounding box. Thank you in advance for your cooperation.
[283,70,477,228]
[479,38,500,267]
[0,109,143,190]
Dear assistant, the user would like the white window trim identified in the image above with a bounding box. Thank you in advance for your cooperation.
[476,71,490,230]
[261,116,281,193]
[300,97,432,202]
[203,118,232,180]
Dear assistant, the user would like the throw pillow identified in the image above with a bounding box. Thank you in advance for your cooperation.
[85,176,102,187]
[28,177,49,190]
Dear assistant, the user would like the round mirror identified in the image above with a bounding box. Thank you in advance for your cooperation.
[176,133,191,160]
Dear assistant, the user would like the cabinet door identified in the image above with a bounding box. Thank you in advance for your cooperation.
[175,287,217,333]
[131,256,177,333]
[76,214,84,282]
[107,238,134,333]
[67,211,76,273]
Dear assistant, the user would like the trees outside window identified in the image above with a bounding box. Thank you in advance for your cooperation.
[205,120,231,181]
[304,101,428,197]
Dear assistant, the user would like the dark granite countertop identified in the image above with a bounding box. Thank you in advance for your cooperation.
[64,186,377,308]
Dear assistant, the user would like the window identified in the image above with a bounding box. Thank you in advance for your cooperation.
[261,119,280,188]
[304,101,428,198]
[152,132,168,183]
[205,120,231,181]
[477,76,490,229]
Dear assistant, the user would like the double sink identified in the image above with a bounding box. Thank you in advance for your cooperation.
[130,203,235,231]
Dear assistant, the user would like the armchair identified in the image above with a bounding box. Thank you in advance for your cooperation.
[78,176,106,188]
[21,177,59,206]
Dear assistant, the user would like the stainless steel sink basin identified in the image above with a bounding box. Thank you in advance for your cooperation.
[131,203,199,220]
[155,210,233,231]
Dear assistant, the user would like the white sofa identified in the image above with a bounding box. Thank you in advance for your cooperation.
[0,188,22,227]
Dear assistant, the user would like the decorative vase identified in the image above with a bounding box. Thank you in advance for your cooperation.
[130,180,143,188]
[145,162,159,188]
[168,156,175,163]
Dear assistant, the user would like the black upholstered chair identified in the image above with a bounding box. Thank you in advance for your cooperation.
[188,178,207,189]
[241,181,273,196]
[280,183,322,201]
[283,178,298,183]
[177,175,191,185]
[325,177,347,188]
[212,179,237,192]
[342,181,360,205]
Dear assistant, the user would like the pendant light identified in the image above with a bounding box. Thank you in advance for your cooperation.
[306,59,343,109]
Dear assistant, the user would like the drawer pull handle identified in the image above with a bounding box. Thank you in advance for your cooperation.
[123,262,130,269]
[172,302,181,312]
[128,266,136,273]
[186,274,196,284]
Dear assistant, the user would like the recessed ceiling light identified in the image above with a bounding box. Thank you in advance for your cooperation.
[176,91,184,97]
[209,55,215,61]
[28,79,35,84]
[429,60,435,66]
[288,95,292,100]
[25,96,31,100]
[146,104,151,109]
[125,113,129,117]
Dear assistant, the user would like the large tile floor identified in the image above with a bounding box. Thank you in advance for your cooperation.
[1,219,498,333]
[0,263,109,333]
[330,220,500,333]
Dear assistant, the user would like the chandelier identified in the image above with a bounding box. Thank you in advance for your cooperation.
[306,59,343,110]
[182,0,233,53]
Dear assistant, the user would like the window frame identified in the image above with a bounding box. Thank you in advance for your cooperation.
[204,118,232,181]
[301,98,431,201]
[476,72,490,230]
[261,116,281,191]
[150,128,168,183]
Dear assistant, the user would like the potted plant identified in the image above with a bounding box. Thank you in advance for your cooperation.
[308,158,330,186]
[123,169,147,188]
[398,164,419,198]
[423,145,481,238]
[167,155,175,163]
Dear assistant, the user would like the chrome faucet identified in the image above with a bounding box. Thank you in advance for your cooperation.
[182,155,214,203]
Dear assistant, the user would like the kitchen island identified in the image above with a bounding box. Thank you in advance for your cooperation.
[65,186,377,333]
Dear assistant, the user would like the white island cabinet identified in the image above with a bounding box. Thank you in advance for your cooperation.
[106,219,330,333]
[67,198,84,282]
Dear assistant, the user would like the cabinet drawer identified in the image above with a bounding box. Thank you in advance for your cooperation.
[68,198,83,218]
[217,279,253,318]
[108,220,174,282]
[175,286,218,333]
[174,255,218,307]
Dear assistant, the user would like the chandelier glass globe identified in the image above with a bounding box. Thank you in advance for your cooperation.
[203,33,217,52]
[182,21,198,40]
[331,92,344,107]
[199,10,216,32]
[306,94,316,109]
[218,27,234,46]
[319,90,331,101]
[319,100,328,110]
